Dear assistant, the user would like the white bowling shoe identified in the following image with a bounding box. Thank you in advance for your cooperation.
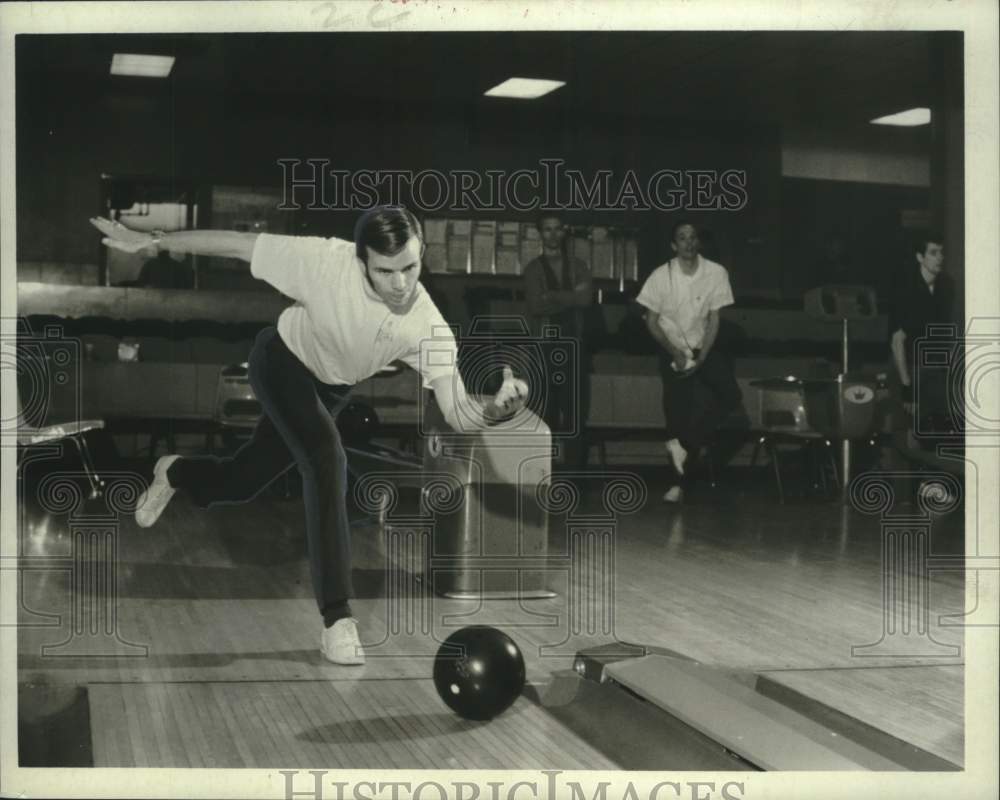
[321,618,366,666]
[135,455,180,528]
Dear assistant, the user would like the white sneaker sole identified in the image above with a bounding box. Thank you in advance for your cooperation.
[135,455,179,528]
[321,647,366,666]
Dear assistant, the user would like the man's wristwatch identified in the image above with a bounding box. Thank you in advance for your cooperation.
[150,230,166,251]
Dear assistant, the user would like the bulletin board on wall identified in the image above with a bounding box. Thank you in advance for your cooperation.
[422,218,640,283]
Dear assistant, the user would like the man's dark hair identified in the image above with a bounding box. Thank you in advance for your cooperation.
[670,218,699,244]
[912,229,944,257]
[535,211,564,232]
[354,206,423,264]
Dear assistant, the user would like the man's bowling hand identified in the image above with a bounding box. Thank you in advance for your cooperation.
[490,366,529,419]
[89,217,156,254]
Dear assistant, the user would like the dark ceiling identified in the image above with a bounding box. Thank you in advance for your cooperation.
[16,31,950,131]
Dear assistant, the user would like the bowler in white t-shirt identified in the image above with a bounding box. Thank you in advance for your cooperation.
[636,220,743,503]
[91,207,529,665]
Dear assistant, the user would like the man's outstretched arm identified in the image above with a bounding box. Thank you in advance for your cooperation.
[90,217,259,262]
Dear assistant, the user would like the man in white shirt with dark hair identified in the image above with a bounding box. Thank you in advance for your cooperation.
[91,207,529,665]
[637,219,742,503]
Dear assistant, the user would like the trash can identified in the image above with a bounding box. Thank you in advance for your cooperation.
[421,397,555,600]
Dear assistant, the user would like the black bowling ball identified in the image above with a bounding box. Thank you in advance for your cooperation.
[337,402,380,445]
[433,626,526,721]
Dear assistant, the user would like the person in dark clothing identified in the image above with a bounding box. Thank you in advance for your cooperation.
[886,230,961,503]
[889,231,955,427]
[522,213,594,468]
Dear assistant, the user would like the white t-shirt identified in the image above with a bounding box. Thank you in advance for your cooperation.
[635,256,734,350]
[250,233,458,388]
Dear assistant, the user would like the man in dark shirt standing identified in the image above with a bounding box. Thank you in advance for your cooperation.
[522,213,594,468]
[889,231,954,429]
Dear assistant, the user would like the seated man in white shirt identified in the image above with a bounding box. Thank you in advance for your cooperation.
[90,207,529,665]
[636,220,743,502]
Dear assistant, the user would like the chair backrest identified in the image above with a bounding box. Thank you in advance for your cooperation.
[215,363,261,428]
[760,388,813,433]
[751,378,815,434]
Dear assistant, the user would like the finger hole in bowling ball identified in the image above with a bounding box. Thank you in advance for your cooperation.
[433,626,526,721]
[337,402,380,446]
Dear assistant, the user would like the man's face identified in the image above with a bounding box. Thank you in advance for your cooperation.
[917,242,945,276]
[365,236,423,310]
[538,217,565,252]
[671,224,700,260]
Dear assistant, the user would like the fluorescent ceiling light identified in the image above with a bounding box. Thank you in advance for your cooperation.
[110,54,175,78]
[870,108,931,127]
[484,78,565,99]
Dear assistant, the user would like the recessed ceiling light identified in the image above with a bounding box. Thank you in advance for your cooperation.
[870,108,931,127]
[484,78,565,99]
[110,54,175,78]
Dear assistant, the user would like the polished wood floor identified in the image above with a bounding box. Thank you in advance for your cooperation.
[16,456,966,769]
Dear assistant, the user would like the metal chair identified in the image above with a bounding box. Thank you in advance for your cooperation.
[212,362,305,500]
[213,362,261,451]
[749,376,839,504]
[15,392,106,499]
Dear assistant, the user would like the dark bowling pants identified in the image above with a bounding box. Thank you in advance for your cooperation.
[658,348,743,468]
[167,327,355,616]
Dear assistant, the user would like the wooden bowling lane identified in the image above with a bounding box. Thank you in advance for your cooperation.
[85,678,617,769]
[755,665,964,766]
[17,490,625,768]
[16,466,966,769]
[583,479,966,767]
